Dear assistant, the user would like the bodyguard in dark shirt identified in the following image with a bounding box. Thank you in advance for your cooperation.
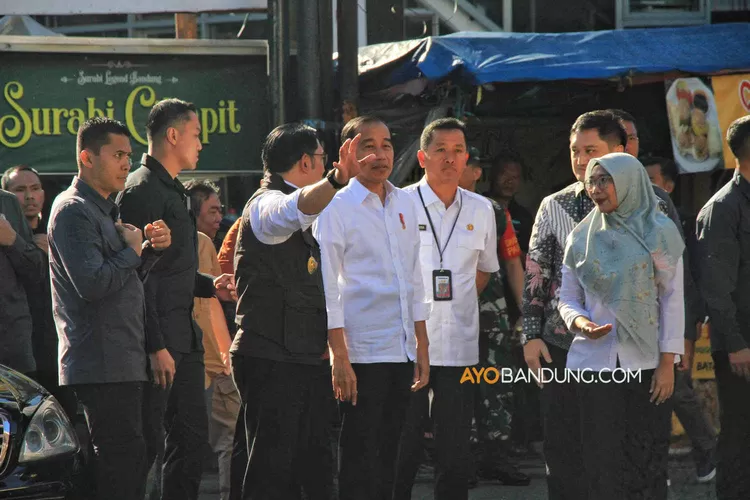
[0,189,44,374]
[48,117,171,500]
[643,156,716,482]
[117,98,234,500]
[696,115,750,500]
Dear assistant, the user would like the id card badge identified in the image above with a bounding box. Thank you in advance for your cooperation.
[432,269,453,301]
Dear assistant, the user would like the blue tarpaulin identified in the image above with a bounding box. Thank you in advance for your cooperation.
[360,23,750,86]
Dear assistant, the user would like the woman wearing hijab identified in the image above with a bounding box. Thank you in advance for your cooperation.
[558,152,685,500]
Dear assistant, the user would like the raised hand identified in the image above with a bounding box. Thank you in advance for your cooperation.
[332,133,376,184]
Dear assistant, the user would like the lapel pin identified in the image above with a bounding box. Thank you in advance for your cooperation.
[307,256,318,274]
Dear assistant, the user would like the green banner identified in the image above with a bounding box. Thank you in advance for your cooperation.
[0,51,268,173]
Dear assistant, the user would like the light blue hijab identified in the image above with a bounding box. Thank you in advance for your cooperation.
[563,153,684,356]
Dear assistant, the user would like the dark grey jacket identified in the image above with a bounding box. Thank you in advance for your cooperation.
[48,178,150,385]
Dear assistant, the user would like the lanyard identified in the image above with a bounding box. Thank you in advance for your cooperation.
[417,186,462,269]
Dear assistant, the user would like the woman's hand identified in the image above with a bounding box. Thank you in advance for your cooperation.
[650,354,676,405]
[573,316,613,340]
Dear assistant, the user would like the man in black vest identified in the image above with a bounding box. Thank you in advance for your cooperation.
[230,123,369,499]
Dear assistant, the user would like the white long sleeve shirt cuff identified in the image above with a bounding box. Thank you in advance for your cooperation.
[559,265,588,331]
[659,258,685,355]
[412,301,430,323]
[326,307,346,331]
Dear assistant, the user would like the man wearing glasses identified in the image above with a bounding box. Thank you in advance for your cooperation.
[230,123,364,498]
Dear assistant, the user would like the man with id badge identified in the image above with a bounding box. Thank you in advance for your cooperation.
[394,118,500,500]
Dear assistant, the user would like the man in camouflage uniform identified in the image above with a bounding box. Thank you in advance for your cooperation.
[460,150,530,486]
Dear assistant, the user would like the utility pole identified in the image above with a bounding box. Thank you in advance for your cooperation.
[269,0,289,126]
[319,0,334,123]
[337,0,359,124]
[175,13,199,39]
[297,0,322,120]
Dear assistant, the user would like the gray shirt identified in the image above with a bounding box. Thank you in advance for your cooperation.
[48,178,149,385]
[0,190,44,373]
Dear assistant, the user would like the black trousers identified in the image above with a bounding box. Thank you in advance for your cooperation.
[510,346,543,446]
[74,382,147,500]
[672,368,716,457]
[338,362,413,500]
[143,349,208,500]
[713,351,750,499]
[230,354,335,500]
[228,392,247,500]
[539,343,587,500]
[578,368,672,500]
[393,365,474,500]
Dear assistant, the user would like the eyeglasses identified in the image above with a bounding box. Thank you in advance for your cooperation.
[310,152,328,165]
[584,175,614,191]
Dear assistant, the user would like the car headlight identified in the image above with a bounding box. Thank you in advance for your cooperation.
[19,396,79,463]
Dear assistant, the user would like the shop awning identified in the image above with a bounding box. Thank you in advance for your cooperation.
[360,23,750,85]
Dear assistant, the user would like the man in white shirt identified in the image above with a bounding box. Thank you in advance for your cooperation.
[230,123,365,499]
[313,116,430,500]
[394,118,500,500]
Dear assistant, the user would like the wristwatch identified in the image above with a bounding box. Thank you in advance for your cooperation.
[326,168,348,190]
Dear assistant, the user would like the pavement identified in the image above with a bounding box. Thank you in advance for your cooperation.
[198,454,718,500]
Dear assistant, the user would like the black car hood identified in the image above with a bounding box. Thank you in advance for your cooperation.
[0,365,46,414]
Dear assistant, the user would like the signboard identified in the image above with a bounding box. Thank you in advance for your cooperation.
[0,0,266,15]
[665,77,724,174]
[0,49,268,174]
[672,322,715,437]
[712,73,750,170]
[692,322,715,380]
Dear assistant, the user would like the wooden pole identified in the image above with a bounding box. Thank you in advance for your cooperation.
[175,13,199,39]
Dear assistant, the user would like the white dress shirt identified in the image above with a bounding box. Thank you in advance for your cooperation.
[558,258,685,371]
[404,177,500,367]
[313,178,429,364]
[249,180,318,244]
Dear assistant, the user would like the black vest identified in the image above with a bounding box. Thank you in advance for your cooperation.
[234,173,328,356]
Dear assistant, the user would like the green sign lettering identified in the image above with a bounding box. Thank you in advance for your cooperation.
[0,52,267,173]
